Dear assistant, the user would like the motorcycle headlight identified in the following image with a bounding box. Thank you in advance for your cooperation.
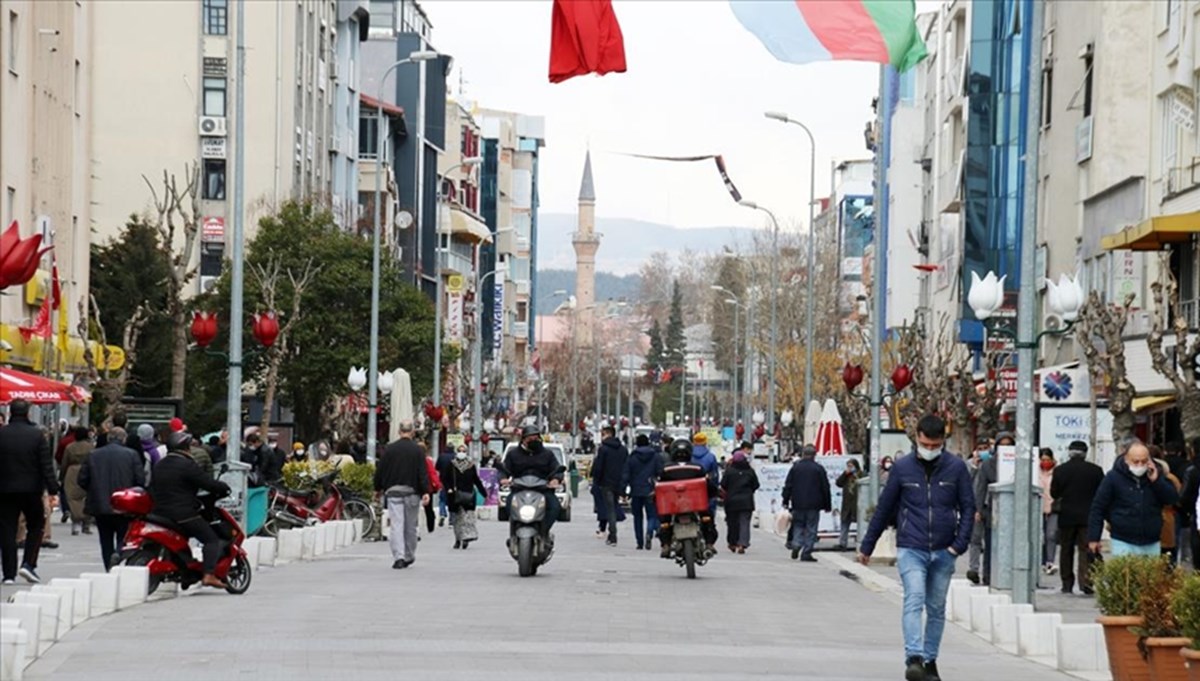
[518,505,537,522]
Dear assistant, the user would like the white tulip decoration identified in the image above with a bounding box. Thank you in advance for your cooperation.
[967,271,1007,320]
[752,411,766,426]
[1045,273,1085,322]
[780,409,795,427]
[378,371,394,396]
[347,367,367,392]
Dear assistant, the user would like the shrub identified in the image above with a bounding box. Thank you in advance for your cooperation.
[281,459,335,491]
[1133,556,1182,638]
[337,462,375,498]
[1093,555,1164,617]
[1171,573,1200,649]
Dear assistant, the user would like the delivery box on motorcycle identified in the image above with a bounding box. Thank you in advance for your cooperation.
[654,478,708,517]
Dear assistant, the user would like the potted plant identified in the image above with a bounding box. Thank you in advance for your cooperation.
[1172,573,1200,681]
[1093,555,1159,681]
[1133,557,1186,681]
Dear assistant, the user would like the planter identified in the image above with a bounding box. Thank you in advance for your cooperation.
[1179,646,1200,681]
[1146,638,1190,681]
[1099,616,1150,681]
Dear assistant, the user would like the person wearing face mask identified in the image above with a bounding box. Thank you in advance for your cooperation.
[1037,449,1059,575]
[499,425,565,543]
[1050,441,1104,595]
[858,415,974,681]
[880,456,895,485]
[973,432,1011,586]
[1088,441,1180,557]
[441,449,487,549]
[965,438,992,585]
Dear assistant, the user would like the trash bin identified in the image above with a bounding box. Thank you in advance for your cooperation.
[216,460,251,532]
[569,467,581,499]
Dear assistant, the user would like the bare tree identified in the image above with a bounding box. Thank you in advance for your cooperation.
[1076,291,1136,441]
[143,165,202,399]
[250,255,320,435]
[1147,261,1200,441]
[78,295,149,417]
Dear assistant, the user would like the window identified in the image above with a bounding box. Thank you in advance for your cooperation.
[1163,98,1181,178]
[203,0,227,36]
[8,11,17,73]
[359,113,381,158]
[203,160,226,200]
[4,187,14,225]
[1082,49,1093,118]
[1042,65,1053,127]
[203,77,226,117]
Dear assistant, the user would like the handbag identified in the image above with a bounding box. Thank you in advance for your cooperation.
[452,469,475,507]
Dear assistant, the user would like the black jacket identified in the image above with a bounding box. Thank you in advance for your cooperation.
[1050,456,1105,527]
[1088,457,1180,545]
[255,446,285,484]
[621,446,664,496]
[373,438,431,494]
[78,443,145,516]
[441,463,487,511]
[720,461,760,512]
[500,444,565,483]
[1181,462,1199,528]
[782,458,831,512]
[149,451,230,521]
[0,417,58,495]
[974,456,999,517]
[591,437,628,491]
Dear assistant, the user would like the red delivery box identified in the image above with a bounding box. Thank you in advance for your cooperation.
[655,478,709,516]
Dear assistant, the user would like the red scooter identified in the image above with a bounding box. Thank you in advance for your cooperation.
[262,469,372,537]
[112,487,252,595]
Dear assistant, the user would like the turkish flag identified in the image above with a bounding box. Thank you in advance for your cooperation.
[549,0,627,84]
[18,294,52,342]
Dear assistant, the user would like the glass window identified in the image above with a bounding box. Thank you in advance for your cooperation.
[359,114,378,158]
[203,160,226,200]
[203,0,227,36]
[203,77,226,117]
[8,11,17,73]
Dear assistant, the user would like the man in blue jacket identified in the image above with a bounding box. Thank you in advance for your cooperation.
[591,425,628,547]
[622,434,664,551]
[1088,441,1179,556]
[858,415,974,681]
[782,444,831,562]
[690,433,720,515]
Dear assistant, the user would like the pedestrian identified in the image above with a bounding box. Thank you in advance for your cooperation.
[1038,448,1059,575]
[77,426,145,570]
[591,425,628,547]
[1088,440,1180,557]
[1150,444,1184,561]
[135,423,163,484]
[965,438,992,584]
[441,449,487,549]
[60,426,95,536]
[435,446,456,527]
[835,458,864,551]
[1050,440,1104,595]
[1182,438,1200,569]
[0,400,61,584]
[880,455,895,485]
[782,445,831,562]
[690,433,720,516]
[858,414,974,681]
[422,444,442,533]
[721,450,759,554]
[373,421,431,570]
[621,433,663,551]
[973,432,1011,586]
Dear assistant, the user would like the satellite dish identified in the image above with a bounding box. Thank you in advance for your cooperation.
[396,210,414,230]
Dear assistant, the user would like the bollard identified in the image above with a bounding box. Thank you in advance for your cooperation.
[321,522,336,553]
[1017,613,1062,659]
[1055,623,1109,673]
[969,594,1011,637]
[110,565,149,608]
[277,529,302,562]
[28,586,75,636]
[79,572,118,617]
[9,594,59,655]
[334,521,349,548]
[0,605,41,660]
[951,585,989,624]
[0,621,28,681]
[990,603,1034,650]
[352,518,364,543]
[47,579,92,626]
[301,526,317,559]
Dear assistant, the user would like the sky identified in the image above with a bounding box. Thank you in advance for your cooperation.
[420,0,901,233]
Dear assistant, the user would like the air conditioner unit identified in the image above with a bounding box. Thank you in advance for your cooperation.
[199,275,219,294]
[1126,309,1153,335]
[1042,313,1065,333]
[199,116,227,137]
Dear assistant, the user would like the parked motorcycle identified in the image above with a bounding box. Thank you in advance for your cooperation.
[112,487,251,595]
[505,475,554,577]
[656,477,713,579]
[261,470,375,537]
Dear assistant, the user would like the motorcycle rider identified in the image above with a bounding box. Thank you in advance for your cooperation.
[148,431,232,589]
[656,439,718,559]
[499,425,565,541]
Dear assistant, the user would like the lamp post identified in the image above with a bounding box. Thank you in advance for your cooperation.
[535,289,566,430]
[368,50,439,461]
[765,112,818,420]
[712,285,743,432]
[737,200,780,432]
[472,268,502,459]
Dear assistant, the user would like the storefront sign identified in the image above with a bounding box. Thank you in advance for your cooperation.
[202,216,225,242]
[201,137,227,159]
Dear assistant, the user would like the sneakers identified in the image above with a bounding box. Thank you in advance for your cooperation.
[800,554,818,562]
[791,547,800,560]
[18,565,40,584]
[392,559,407,569]
[438,517,445,527]
[605,538,617,547]
[923,660,941,681]
[904,656,926,681]
[1,579,14,585]
[1080,585,1095,596]
[966,569,980,585]
[41,541,59,550]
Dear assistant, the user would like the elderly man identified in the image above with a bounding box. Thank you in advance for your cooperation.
[78,427,145,570]
[373,421,431,570]
[782,444,831,562]
[1089,441,1180,557]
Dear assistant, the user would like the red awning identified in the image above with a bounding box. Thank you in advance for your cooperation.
[0,368,91,404]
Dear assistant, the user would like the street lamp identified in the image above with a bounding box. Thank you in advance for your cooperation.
[472,268,503,458]
[535,289,567,430]
[712,285,745,430]
[737,199,780,432]
[764,111,819,430]
[368,49,440,461]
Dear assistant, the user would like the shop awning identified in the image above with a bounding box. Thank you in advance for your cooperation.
[450,208,491,243]
[1132,395,1174,413]
[1101,211,1200,251]
[0,368,91,404]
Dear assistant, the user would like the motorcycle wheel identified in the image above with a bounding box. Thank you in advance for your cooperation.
[224,554,252,595]
[517,536,535,577]
[342,498,376,537]
[259,514,280,538]
[682,540,697,579]
[122,548,164,595]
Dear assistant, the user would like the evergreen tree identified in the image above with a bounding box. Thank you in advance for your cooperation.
[709,257,744,382]
[665,279,687,375]
[646,318,665,371]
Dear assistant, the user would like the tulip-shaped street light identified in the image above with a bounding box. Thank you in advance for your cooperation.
[347,367,367,392]
[737,199,781,433]
[433,156,484,414]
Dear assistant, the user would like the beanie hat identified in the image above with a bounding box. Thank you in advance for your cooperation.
[137,423,155,441]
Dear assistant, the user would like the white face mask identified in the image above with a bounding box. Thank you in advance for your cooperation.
[917,446,942,461]
[1128,464,1148,477]
[455,451,468,462]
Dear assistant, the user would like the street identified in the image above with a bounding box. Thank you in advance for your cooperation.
[21,495,1082,681]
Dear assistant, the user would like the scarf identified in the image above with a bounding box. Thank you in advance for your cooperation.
[452,458,474,475]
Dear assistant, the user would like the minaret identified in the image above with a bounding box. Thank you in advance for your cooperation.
[572,151,599,347]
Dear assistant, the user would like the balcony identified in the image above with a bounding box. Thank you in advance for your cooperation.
[439,249,474,276]
[1184,298,1199,329]
[943,55,965,117]
[515,279,530,296]
[512,321,529,341]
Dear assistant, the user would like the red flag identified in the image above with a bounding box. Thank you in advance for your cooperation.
[50,254,62,310]
[18,294,52,342]
[549,0,627,84]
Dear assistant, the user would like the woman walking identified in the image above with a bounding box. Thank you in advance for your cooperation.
[1038,448,1059,574]
[441,450,487,549]
[835,459,865,550]
[720,451,759,553]
[61,426,94,536]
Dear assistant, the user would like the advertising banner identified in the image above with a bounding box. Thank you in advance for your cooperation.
[754,456,863,538]
[477,467,501,507]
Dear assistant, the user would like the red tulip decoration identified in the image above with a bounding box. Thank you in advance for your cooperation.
[842,363,865,392]
[252,311,280,348]
[190,312,219,348]
[735,423,745,440]
[480,432,490,444]
[753,423,766,441]
[0,221,53,290]
[891,364,914,393]
[463,433,473,444]
[424,404,446,424]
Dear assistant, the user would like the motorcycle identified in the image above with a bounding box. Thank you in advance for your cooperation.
[112,487,252,595]
[656,477,713,579]
[261,470,375,537]
[505,475,554,577]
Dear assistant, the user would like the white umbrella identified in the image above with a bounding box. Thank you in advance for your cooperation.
[803,400,822,446]
[814,399,846,455]
[388,368,414,442]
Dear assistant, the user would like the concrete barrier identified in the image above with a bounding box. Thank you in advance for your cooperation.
[0,605,41,659]
[1017,613,1062,659]
[110,565,149,608]
[28,586,75,635]
[352,518,364,543]
[944,578,971,613]
[1055,623,1109,673]
[239,540,260,570]
[950,584,989,624]
[0,620,28,681]
[277,529,302,562]
[79,572,118,617]
[301,526,318,559]
[316,524,331,554]
[244,537,274,567]
[334,521,349,548]
[989,603,1033,649]
[257,536,277,566]
[9,594,60,654]
[970,594,1011,637]
[47,579,91,626]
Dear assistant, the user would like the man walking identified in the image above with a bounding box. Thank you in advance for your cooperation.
[1050,441,1104,594]
[0,400,60,584]
[858,415,974,681]
[973,432,1010,585]
[77,427,146,570]
[1089,441,1179,556]
[965,438,991,584]
[782,445,830,562]
[374,421,431,570]
[622,433,663,551]
[591,425,628,547]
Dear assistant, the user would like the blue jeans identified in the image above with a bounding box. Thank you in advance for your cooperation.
[788,509,820,556]
[896,547,957,662]
[630,495,658,547]
[1111,539,1160,556]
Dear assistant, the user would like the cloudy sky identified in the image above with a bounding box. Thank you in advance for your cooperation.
[421,0,913,232]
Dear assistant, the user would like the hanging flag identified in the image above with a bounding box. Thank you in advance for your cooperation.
[18,294,52,342]
[549,0,627,83]
[51,254,69,355]
[615,153,744,204]
[730,0,928,72]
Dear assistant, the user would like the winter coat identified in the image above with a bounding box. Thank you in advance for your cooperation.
[1087,457,1180,546]
[621,445,664,497]
[860,451,975,557]
[78,443,145,516]
[1039,468,1055,516]
[0,416,58,495]
[691,445,720,485]
[720,461,760,512]
[441,463,486,512]
[1161,466,1183,549]
[61,440,94,520]
[1050,456,1105,528]
[836,468,864,520]
[149,451,230,521]
[782,458,831,512]
[1181,462,1200,529]
[373,439,431,495]
[591,437,629,491]
[974,456,998,519]
[424,456,443,493]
